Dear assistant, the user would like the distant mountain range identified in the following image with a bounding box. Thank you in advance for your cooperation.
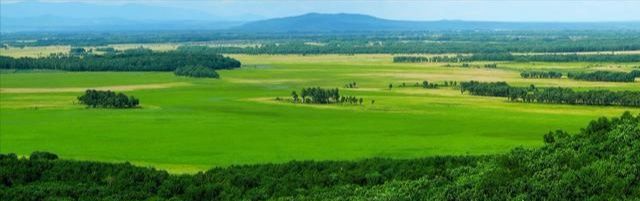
[234,13,640,32]
[2,1,640,32]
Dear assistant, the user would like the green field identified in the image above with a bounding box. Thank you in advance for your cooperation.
[1,54,638,173]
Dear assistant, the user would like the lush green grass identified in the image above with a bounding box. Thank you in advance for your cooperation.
[0,71,187,88]
[1,54,638,173]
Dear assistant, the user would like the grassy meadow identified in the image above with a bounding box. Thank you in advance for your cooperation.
[1,52,639,173]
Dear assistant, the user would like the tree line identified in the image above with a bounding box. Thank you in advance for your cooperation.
[394,80,458,89]
[174,65,220,78]
[520,71,563,79]
[0,47,241,72]
[460,81,640,107]
[5,30,640,54]
[289,87,364,105]
[2,112,638,200]
[568,70,640,82]
[394,53,640,63]
[77,89,139,108]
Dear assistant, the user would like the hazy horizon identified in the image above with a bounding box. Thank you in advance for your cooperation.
[2,0,640,22]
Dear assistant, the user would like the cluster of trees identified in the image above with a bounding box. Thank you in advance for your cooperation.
[77,89,139,108]
[344,81,358,88]
[520,71,563,79]
[394,53,640,63]
[421,80,439,89]
[290,87,338,104]
[290,87,364,105]
[174,65,220,78]
[460,81,640,107]
[340,96,364,105]
[95,47,116,53]
[460,81,513,97]
[2,112,638,200]
[68,47,89,56]
[0,48,241,72]
[395,80,457,89]
[394,56,470,63]
[484,63,497,68]
[568,70,640,82]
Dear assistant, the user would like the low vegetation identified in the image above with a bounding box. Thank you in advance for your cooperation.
[77,89,139,108]
[2,112,638,200]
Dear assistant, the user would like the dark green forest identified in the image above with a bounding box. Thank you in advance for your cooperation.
[0,48,241,72]
[174,65,220,78]
[568,70,640,82]
[1,112,638,200]
[460,81,640,107]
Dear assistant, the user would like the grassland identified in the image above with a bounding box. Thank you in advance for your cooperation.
[1,53,639,173]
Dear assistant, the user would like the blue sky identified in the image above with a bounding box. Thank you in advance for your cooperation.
[2,0,640,22]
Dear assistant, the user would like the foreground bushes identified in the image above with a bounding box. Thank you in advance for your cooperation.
[77,89,139,108]
[1,112,639,200]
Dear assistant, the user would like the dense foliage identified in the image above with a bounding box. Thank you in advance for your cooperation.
[1,112,638,200]
[568,70,640,82]
[460,81,640,107]
[289,87,364,105]
[520,71,563,79]
[77,89,140,108]
[394,53,640,63]
[0,48,241,72]
[174,65,220,78]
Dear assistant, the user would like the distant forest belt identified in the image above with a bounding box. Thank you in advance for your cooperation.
[0,82,190,94]
[393,53,640,63]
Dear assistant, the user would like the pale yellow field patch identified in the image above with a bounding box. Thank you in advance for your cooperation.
[0,82,191,94]
[0,45,70,58]
[225,78,314,84]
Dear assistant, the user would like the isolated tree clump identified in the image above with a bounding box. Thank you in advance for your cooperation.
[174,65,220,78]
[288,87,364,105]
[77,89,139,108]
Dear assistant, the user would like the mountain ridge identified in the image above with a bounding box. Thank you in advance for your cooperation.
[233,13,640,32]
[2,2,640,33]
